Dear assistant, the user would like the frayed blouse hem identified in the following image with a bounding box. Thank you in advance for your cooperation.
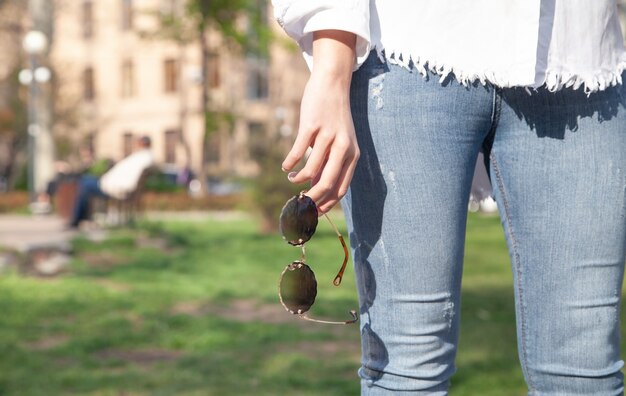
[375,47,626,95]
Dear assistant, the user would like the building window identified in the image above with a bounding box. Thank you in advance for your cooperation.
[246,57,269,100]
[121,60,135,97]
[82,1,94,39]
[164,129,178,164]
[207,53,220,89]
[248,122,266,135]
[121,0,133,31]
[163,58,178,93]
[122,132,133,157]
[83,67,95,101]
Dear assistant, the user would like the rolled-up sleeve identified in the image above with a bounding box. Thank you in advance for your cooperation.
[272,0,371,70]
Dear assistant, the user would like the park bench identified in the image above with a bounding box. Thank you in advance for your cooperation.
[92,166,155,226]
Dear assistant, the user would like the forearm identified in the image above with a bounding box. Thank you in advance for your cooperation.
[311,30,357,88]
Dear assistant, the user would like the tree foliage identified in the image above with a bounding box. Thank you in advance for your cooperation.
[158,0,272,55]
[0,68,26,137]
[155,0,273,188]
[0,0,28,189]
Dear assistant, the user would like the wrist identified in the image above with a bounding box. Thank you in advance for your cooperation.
[311,30,356,86]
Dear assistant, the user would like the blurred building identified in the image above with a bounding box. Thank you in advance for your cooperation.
[50,0,308,178]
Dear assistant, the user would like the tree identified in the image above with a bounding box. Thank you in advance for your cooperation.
[155,0,272,193]
[0,0,27,190]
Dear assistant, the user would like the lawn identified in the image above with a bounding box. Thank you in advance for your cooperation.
[0,212,621,395]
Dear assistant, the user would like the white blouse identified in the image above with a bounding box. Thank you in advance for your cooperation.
[99,150,154,200]
[272,0,626,93]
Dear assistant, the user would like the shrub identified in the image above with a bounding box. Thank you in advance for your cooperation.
[0,191,29,213]
[248,133,301,233]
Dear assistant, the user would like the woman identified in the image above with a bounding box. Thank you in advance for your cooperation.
[273,1,626,394]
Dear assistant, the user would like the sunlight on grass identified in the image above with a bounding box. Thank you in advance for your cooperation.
[0,212,624,395]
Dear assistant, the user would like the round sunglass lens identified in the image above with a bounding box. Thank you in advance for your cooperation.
[279,194,318,246]
[279,262,317,314]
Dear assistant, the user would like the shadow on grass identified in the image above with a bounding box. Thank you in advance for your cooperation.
[0,302,361,395]
[0,281,527,395]
[2,216,625,395]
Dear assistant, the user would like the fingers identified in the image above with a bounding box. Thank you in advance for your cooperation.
[316,149,359,214]
[286,133,333,184]
[308,141,359,214]
[281,125,318,172]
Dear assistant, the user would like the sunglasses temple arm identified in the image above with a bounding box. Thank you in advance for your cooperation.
[323,213,349,286]
[299,310,358,325]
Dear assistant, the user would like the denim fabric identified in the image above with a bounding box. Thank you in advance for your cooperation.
[70,175,107,227]
[343,51,626,395]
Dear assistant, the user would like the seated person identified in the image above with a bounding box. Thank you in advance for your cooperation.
[69,136,154,228]
[40,146,97,214]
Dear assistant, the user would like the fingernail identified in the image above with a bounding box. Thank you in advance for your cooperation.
[281,167,287,172]
[287,172,297,181]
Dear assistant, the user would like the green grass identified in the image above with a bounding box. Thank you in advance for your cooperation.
[0,212,622,395]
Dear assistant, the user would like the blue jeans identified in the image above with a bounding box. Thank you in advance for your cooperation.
[343,52,626,395]
[70,175,107,227]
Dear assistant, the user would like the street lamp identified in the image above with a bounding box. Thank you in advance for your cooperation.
[20,30,51,209]
[23,30,47,55]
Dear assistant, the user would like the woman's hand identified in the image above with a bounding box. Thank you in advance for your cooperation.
[282,30,360,214]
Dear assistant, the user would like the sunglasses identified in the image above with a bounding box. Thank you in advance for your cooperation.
[278,191,358,325]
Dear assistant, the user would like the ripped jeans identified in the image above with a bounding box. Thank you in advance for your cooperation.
[342,52,626,395]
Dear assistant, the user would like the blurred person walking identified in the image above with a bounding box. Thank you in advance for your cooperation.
[273,0,626,394]
[68,136,153,228]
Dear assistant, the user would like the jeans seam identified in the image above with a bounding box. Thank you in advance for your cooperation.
[489,88,502,133]
[481,87,501,163]
[489,153,535,393]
